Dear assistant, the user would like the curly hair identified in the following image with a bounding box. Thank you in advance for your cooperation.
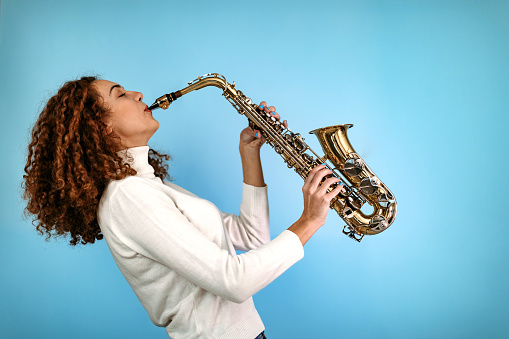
[23,76,170,246]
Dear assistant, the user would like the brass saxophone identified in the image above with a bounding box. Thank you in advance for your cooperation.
[149,73,397,242]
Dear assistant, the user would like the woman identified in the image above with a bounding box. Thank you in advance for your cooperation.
[23,76,343,338]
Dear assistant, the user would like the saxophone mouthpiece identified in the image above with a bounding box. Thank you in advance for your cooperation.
[148,102,160,111]
[149,91,183,111]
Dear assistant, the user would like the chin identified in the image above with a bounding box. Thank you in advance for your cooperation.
[149,121,160,136]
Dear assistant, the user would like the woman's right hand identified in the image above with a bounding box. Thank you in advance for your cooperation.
[301,164,344,227]
[288,164,344,245]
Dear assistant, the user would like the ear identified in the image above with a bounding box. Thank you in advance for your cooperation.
[103,120,114,135]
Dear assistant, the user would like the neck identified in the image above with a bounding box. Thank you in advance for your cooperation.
[118,146,156,179]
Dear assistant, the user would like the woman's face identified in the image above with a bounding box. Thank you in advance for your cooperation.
[93,80,159,149]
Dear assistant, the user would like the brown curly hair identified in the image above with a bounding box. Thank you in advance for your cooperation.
[23,76,170,246]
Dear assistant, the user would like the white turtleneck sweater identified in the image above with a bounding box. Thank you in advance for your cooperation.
[97,146,304,339]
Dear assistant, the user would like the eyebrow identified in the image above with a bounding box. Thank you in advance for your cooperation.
[109,84,123,96]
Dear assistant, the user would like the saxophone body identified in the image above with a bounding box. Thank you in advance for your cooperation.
[149,73,397,242]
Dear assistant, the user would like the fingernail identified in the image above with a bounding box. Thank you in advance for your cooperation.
[259,104,264,109]
[271,112,276,115]
[256,132,258,137]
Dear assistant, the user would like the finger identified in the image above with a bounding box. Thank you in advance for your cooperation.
[256,134,266,145]
[309,166,332,190]
[306,164,327,179]
[259,101,268,110]
[325,182,345,200]
[245,127,260,139]
[252,128,266,142]
[270,111,280,121]
[266,106,287,128]
[267,107,281,122]
[318,176,342,195]
[302,164,326,190]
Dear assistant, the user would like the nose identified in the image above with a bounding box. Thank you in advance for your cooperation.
[130,91,143,101]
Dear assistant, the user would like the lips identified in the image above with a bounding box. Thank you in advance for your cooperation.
[144,105,152,113]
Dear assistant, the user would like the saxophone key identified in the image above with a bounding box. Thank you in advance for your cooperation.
[294,140,307,153]
[342,207,355,219]
[274,122,284,133]
[294,133,305,142]
[338,188,348,198]
[377,191,394,207]
[329,195,340,208]
[302,153,314,164]
[359,177,380,195]
[346,196,362,211]
[369,215,388,231]
[342,225,364,242]
[344,158,364,177]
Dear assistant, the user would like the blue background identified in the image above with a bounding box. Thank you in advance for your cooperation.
[1,0,508,338]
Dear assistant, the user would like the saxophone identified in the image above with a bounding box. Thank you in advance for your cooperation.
[148,73,397,242]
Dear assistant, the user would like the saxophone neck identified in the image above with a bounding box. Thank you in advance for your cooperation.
[181,73,232,95]
[149,73,234,111]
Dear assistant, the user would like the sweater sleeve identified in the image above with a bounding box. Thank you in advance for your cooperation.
[107,178,304,304]
[221,182,271,251]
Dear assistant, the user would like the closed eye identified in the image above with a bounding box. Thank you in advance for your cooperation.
[119,92,126,97]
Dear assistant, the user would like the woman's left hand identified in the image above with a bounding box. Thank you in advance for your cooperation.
[239,101,288,151]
